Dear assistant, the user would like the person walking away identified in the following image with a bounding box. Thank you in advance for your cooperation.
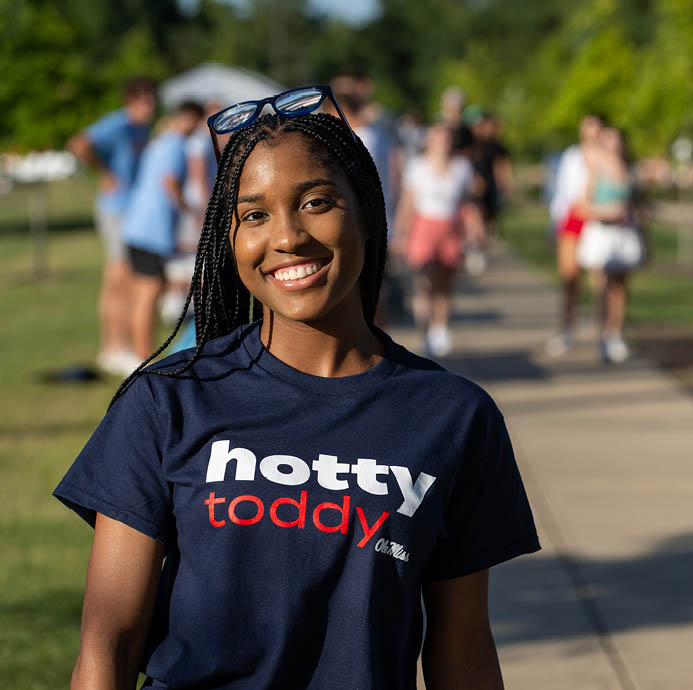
[393,123,474,357]
[545,114,603,356]
[67,77,156,376]
[122,101,204,361]
[439,85,474,157]
[438,89,486,276]
[576,127,638,362]
[464,107,513,274]
[160,101,221,326]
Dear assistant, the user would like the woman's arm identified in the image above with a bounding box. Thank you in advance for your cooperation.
[422,569,503,690]
[71,513,165,690]
[576,198,627,223]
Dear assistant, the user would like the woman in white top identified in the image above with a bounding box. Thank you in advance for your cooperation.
[393,123,474,356]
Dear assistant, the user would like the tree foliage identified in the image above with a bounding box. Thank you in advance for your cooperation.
[1,0,692,157]
[437,0,693,157]
[0,0,182,149]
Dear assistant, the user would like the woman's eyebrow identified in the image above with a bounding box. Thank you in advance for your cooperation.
[293,178,337,193]
[237,179,336,205]
[237,193,265,204]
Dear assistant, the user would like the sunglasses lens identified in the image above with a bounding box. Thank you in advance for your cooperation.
[275,88,324,115]
[213,103,258,132]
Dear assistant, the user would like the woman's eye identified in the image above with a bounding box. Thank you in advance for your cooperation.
[303,197,333,211]
[242,211,266,222]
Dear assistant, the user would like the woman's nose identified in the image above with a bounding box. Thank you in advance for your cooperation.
[270,211,307,253]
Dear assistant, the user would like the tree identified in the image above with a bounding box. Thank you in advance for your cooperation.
[0,0,199,150]
[2,0,693,157]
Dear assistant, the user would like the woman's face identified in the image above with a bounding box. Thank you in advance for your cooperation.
[426,124,452,156]
[232,133,366,326]
[600,128,623,156]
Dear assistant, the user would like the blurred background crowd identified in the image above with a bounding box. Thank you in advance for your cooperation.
[3,0,693,373]
[1,0,692,687]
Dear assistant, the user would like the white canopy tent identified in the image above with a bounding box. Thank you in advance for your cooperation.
[160,63,286,110]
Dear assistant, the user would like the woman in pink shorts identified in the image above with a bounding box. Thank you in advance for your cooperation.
[394,123,475,356]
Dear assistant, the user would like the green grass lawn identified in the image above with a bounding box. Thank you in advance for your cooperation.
[1,177,118,688]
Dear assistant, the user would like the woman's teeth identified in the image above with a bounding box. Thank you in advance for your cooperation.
[273,262,321,281]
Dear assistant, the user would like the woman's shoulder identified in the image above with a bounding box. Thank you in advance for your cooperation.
[139,322,260,387]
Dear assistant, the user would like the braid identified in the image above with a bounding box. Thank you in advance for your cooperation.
[110,111,388,406]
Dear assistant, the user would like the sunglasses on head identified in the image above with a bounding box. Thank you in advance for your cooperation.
[206,85,356,163]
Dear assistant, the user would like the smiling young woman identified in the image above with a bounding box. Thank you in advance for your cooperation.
[54,103,539,690]
[232,133,381,375]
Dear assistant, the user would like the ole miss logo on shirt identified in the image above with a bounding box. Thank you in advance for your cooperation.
[203,441,437,555]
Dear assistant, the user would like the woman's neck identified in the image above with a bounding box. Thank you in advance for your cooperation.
[259,306,384,379]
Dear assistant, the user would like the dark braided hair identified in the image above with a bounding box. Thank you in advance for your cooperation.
[110,112,388,405]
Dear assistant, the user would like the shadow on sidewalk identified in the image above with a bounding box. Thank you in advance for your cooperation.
[489,532,693,647]
[449,309,502,323]
[443,350,549,383]
[439,347,688,413]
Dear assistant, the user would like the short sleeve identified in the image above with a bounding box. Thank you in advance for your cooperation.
[424,400,540,580]
[53,377,173,545]
[86,112,122,161]
[163,140,187,182]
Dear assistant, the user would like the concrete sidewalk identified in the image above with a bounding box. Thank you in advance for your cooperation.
[396,244,693,690]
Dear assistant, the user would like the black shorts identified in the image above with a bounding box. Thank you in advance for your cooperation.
[128,246,166,277]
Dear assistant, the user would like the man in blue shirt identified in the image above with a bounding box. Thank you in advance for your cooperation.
[122,101,204,361]
[67,78,156,376]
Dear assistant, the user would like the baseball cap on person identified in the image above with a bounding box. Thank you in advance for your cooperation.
[462,104,487,126]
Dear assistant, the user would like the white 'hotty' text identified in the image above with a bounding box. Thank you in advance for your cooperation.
[205,442,437,517]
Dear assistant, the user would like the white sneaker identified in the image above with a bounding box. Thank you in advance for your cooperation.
[545,331,574,357]
[601,335,630,363]
[96,350,142,377]
[426,325,452,357]
[465,247,488,276]
[116,350,144,375]
[96,350,123,376]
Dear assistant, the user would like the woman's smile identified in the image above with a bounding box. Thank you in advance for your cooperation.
[265,256,332,287]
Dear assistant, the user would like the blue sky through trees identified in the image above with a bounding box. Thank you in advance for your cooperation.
[180,0,381,25]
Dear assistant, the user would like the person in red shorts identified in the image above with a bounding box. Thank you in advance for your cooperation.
[393,123,475,357]
[546,114,604,356]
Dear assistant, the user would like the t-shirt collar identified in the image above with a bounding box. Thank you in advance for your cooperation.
[241,320,399,395]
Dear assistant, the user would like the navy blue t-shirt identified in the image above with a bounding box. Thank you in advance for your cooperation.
[54,322,539,689]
